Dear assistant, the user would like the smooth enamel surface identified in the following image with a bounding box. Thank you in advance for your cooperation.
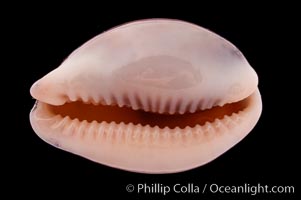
[30,19,258,113]
[29,19,262,173]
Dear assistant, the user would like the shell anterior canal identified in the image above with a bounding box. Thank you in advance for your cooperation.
[43,95,251,129]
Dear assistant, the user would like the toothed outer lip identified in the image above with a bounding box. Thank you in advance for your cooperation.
[55,90,232,114]
[30,89,262,173]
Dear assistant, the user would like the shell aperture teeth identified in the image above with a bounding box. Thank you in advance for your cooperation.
[62,91,230,114]
[33,91,252,129]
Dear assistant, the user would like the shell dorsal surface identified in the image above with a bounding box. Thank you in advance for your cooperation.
[31,19,258,114]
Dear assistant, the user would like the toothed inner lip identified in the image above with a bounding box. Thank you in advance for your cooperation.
[36,94,252,129]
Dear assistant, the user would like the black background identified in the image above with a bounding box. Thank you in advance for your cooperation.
[10,4,298,199]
